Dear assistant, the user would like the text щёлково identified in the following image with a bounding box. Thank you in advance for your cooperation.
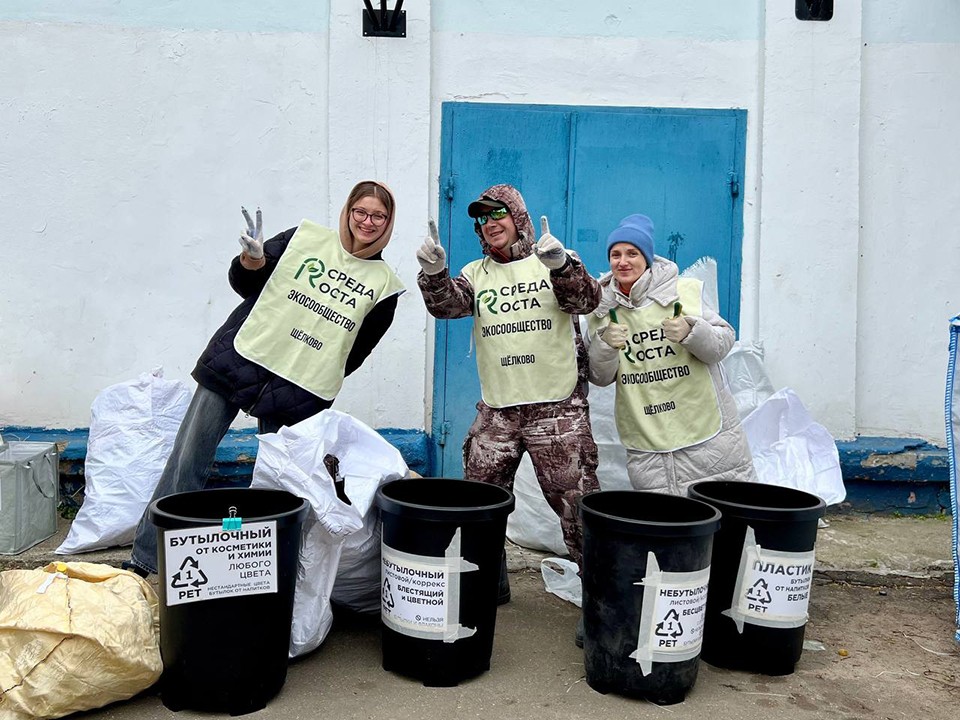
[290,327,324,350]
[501,354,535,367]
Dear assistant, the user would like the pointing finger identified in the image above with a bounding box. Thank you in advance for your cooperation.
[428,219,439,242]
[255,207,262,238]
[540,215,550,237]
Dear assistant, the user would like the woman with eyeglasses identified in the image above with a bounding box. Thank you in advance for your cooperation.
[124,180,404,577]
[416,183,602,601]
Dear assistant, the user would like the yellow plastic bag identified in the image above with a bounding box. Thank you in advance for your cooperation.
[0,562,162,719]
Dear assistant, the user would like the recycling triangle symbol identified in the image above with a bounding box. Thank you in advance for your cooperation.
[171,556,209,589]
[655,608,684,638]
[382,578,395,610]
[746,578,773,605]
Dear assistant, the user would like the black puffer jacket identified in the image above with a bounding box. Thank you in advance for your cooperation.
[192,227,398,426]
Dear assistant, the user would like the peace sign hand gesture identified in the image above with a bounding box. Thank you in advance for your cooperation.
[238,206,264,260]
[535,215,568,270]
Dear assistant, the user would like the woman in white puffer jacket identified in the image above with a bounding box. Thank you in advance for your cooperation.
[587,214,756,495]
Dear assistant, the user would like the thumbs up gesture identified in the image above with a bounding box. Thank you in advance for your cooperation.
[416,219,447,275]
[598,322,629,350]
[661,315,692,344]
[535,216,568,271]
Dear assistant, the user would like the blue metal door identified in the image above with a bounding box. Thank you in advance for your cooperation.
[433,102,746,476]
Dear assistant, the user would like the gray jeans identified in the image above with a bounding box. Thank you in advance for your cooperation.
[128,384,280,574]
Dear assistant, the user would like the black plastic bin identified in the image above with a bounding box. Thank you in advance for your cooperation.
[376,477,515,687]
[149,487,309,715]
[579,490,721,705]
[688,480,826,676]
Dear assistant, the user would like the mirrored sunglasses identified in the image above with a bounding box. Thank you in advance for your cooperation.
[477,207,509,225]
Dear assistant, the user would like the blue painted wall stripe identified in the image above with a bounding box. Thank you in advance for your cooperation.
[5,427,949,514]
[2,426,430,476]
[835,437,951,484]
[0,0,329,33]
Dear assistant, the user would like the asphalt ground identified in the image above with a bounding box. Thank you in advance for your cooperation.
[1,513,957,719]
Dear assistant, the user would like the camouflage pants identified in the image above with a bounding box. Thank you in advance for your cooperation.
[462,393,600,568]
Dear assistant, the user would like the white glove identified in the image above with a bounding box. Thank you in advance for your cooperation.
[535,216,568,270]
[598,323,629,350]
[416,219,447,275]
[238,206,264,259]
[661,316,692,344]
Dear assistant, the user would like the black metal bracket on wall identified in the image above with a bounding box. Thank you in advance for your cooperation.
[363,0,406,38]
[796,0,833,21]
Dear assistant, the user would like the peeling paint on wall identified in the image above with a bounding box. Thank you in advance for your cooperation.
[862,452,919,471]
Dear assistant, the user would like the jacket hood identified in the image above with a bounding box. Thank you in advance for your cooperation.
[471,184,535,260]
[595,256,680,316]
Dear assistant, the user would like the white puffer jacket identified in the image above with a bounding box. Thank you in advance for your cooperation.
[587,257,757,495]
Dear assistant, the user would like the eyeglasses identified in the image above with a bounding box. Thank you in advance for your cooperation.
[476,208,509,226]
[351,207,389,226]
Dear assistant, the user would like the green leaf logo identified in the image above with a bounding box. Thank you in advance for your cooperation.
[477,289,499,316]
[294,257,326,288]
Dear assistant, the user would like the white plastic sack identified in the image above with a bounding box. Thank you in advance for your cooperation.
[722,341,776,420]
[56,368,193,554]
[506,456,566,555]
[742,387,846,506]
[540,557,582,607]
[679,256,719,312]
[681,259,776,420]
[250,409,408,658]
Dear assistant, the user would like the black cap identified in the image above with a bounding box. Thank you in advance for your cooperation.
[467,197,508,218]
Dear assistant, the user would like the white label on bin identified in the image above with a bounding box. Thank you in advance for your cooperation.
[162,521,277,606]
[723,526,815,631]
[380,527,478,643]
[630,552,711,676]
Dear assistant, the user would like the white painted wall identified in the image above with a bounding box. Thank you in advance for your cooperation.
[0,2,428,431]
[1,1,957,444]
[1,16,331,428]
[858,4,960,439]
[325,0,432,427]
[758,1,862,437]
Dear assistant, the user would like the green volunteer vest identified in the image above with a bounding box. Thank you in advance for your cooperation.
[234,219,404,400]
[462,254,578,408]
[590,278,722,452]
